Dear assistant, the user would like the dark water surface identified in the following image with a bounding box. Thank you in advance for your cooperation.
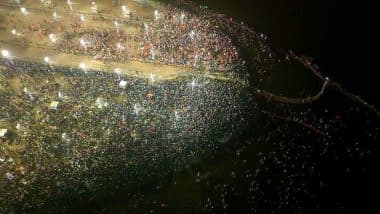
[190,0,378,104]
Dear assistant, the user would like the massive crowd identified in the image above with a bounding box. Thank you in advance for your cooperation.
[47,4,242,71]
[1,1,378,213]
[0,58,248,211]
[0,2,255,210]
[139,6,240,71]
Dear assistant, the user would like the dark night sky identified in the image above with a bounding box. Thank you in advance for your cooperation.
[187,1,379,212]
[191,0,378,106]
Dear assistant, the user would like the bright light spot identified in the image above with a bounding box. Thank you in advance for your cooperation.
[115,68,122,74]
[189,30,196,40]
[49,33,57,43]
[80,14,85,21]
[190,79,198,91]
[116,43,124,50]
[114,21,120,31]
[0,129,7,137]
[11,29,16,35]
[91,1,98,14]
[133,103,141,116]
[79,38,87,47]
[79,62,86,70]
[154,10,160,20]
[121,5,130,17]
[1,50,10,58]
[150,73,156,83]
[62,132,71,142]
[174,110,180,120]
[119,80,127,88]
[53,12,60,20]
[115,68,122,80]
[67,0,75,11]
[44,56,50,63]
[20,7,27,14]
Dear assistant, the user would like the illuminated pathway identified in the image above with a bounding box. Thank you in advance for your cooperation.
[0,0,234,82]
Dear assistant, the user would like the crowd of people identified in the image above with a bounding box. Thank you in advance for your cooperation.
[0,1,257,211]
[44,4,243,72]
[139,6,241,71]
[0,58,248,211]
[57,28,133,62]
[2,1,378,213]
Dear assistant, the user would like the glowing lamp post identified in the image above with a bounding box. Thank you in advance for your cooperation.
[49,33,57,43]
[1,49,13,64]
[79,62,87,71]
[11,29,22,37]
[154,10,160,20]
[1,50,10,58]
[67,0,75,11]
[20,7,28,15]
[91,2,98,14]
[44,56,50,63]
[114,20,120,33]
[121,5,130,17]
[53,12,60,20]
